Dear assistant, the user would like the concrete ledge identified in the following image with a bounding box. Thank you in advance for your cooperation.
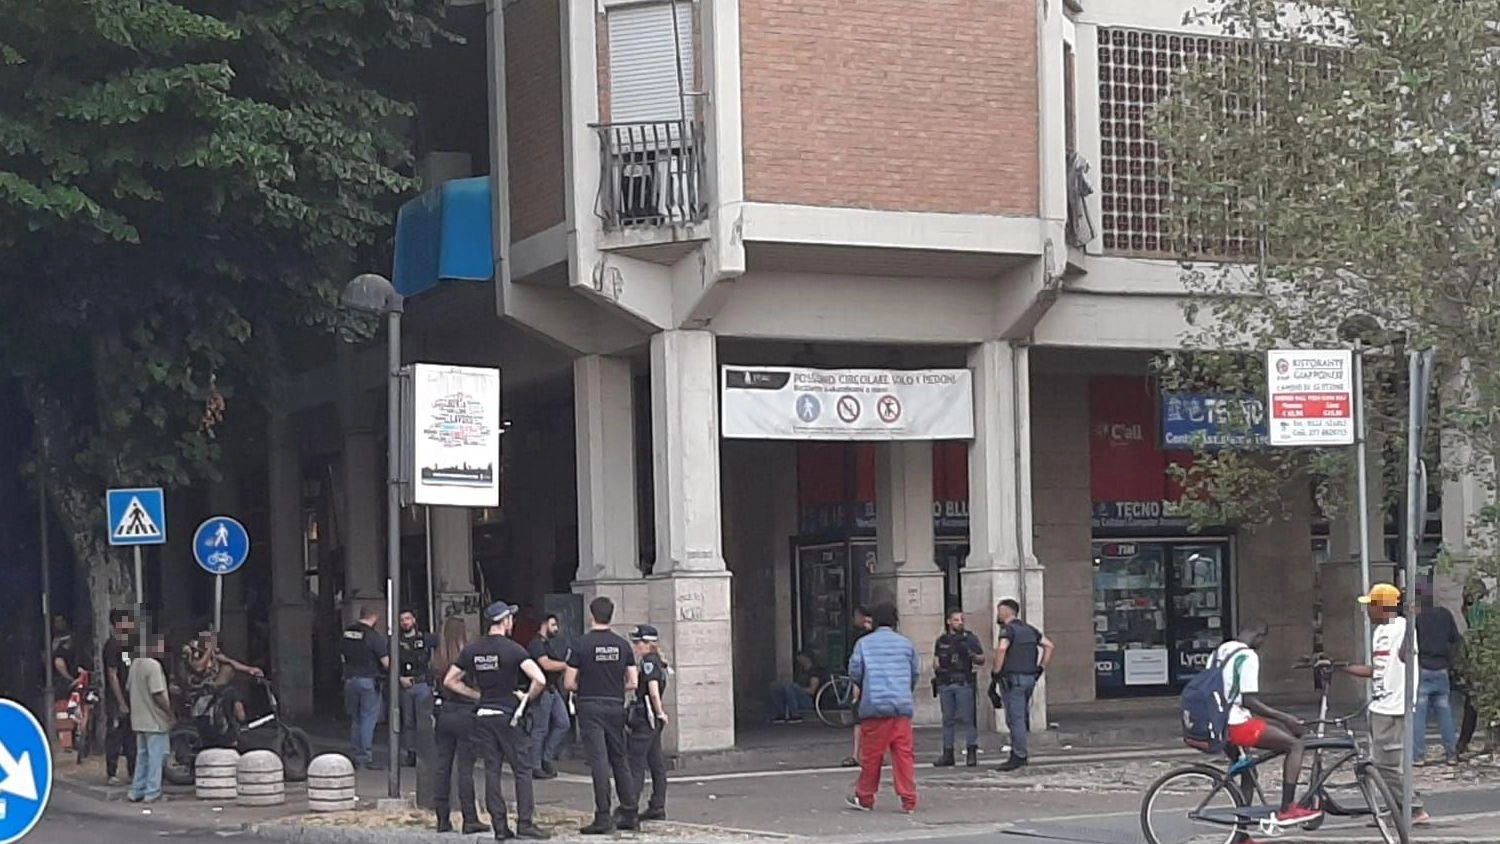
[249,819,786,844]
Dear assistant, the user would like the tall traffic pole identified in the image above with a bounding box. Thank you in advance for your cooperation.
[38,428,54,731]
[1400,348,1434,834]
[386,304,404,799]
[133,546,145,623]
[1353,345,1373,672]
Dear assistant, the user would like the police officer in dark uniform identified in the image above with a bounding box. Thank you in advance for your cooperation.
[341,606,390,770]
[397,609,436,767]
[932,608,985,768]
[624,625,669,822]
[565,596,639,835]
[994,598,1055,772]
[443,601,551,840]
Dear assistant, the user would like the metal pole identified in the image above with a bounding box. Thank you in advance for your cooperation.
[386,306,404,799]
[1400,349,1432,832]
[214,575,223,633]
[1354,346,1373,672]
[133,546,144,621]
[424,506,436,633]
[38,433,54,733]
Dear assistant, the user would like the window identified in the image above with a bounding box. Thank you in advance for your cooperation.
[607,1,695,124]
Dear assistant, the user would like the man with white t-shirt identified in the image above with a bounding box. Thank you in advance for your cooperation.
[1214,622,1320,826]
[1338,583,1429,825]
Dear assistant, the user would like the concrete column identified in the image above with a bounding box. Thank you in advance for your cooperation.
[338,348,385,624]
[208,477,249,659]
[268,416,314,719]
[872,441,944,726]
[430,507,479,636]
[647,330,733,753]
[962,341,1044,733]
[571,355,649,625]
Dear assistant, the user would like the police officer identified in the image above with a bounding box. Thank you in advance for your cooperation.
[443,601,551,840]
[624,625,669,823]
[994,598,1055,772]
[430,618,487,835]
[341,605,390,770]
[565,596,639,835]
[932,608,985,768]
[397,609,436,768]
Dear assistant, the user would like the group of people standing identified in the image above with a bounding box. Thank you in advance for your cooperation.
[340,596,670,840]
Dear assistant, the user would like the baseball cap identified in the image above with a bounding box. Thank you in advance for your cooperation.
[629,624,660,643]
[1357,583,1402,607]
[484,601,519,624]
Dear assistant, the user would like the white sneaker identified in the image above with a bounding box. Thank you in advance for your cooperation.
[844,795,871,811]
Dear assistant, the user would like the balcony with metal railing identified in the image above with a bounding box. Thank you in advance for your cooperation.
[595,119,707,231]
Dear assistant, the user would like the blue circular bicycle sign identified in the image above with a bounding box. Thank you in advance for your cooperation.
[0,698,52,844]
[193,516,250,575]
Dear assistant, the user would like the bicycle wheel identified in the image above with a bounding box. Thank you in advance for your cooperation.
[815,676,855,728]
[1140,764,1250,844]
[1355,764,1409,844]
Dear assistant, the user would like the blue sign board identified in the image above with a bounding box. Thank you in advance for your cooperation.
[0,698,52,843]
[1161,394,1269,450]
[106,487,166,546]
[193,516,250,575]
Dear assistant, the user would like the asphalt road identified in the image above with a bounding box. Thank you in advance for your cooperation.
[26,790,260,843]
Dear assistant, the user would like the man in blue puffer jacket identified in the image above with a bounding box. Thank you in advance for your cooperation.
[845,603,920,813]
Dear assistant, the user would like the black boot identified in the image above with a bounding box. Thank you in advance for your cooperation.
[493,819,515,840]
[462,818,491,834]
[541,760,557,778]
[616,808,640,831]
[996,753,1027,772]
[933,748,956,767]
[580,813,615,835]
[966,746,978,767]
[435,807,453,833]
[641,807,667,821]
[515,821,551,840]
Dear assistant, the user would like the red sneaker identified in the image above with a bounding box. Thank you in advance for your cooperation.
[1273,805,1323,825]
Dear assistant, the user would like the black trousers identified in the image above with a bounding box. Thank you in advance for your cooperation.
[1459,692,1479,753]
[474,712,535,825]
[434,707,480,822]
[577,698,637,816]
[626,713,666,812]
[104,707,135,779]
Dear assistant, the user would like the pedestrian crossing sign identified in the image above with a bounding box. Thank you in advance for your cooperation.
[106,487,166,546]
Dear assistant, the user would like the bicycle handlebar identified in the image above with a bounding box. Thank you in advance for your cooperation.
[1291,658,1350,670]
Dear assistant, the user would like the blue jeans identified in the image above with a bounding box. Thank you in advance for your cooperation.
[939,682,977,750]
[769,683,813,719]
[345,676,382,765]
[128,731,169,801]
[1414,668,1458,760]
[1001,674,1038,760]
[528,689,571,770]
[399,681,432,755]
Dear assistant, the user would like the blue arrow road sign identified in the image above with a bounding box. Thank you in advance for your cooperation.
[0,698,52,843]
[194,516,250,575]
[106,487,166,547]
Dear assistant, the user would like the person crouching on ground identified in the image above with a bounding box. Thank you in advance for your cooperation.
[844,603,920,814]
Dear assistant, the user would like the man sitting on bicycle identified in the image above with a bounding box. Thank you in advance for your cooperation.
[1218,621,1321,827]
[181,624,263,727]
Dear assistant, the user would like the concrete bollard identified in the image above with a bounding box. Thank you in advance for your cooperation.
[195,748,239,800]
[307,753,358,813]
[236,749,286,807]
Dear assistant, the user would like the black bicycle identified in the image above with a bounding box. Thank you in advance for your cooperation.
[1140,659,1407,844]
[165,676,312,785]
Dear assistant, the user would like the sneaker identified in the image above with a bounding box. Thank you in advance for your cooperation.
[770,716,788,724]
[107,776,123,786]
[1273,805,1323,826]
[840,756,859,768]
[996,755,1028,772]
[786,714,804,724]
[532,767,556,780]
[579,815,615,835]
[844,795,872,811]
[141,794,168,804]
[640,808,666,821]
[462,820,491,834]
[515,821,551,840]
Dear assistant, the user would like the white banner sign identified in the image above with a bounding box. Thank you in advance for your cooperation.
[721,366,974,441]
[1266,350,1355,447]
[408,364,502,507]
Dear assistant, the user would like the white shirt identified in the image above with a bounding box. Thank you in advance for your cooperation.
[1214,641,1259,725]
[1370,617,1415,717]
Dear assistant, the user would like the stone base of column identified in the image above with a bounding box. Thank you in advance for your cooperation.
[962,560,1046,734]
[867,570,946,726]
[271,604,315,719]
[647,571,735,754]
[571,577,653,635]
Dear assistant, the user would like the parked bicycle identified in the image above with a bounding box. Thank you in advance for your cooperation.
[1140,658,1407,844]
[165,675,312,785]
[814,673,859,728]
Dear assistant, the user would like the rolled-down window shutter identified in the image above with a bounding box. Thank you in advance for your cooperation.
[608,2,694,123]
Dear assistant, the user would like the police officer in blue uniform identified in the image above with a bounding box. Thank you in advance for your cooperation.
[932,608,985,767]
[624,625,669,822]
[397,608,436,767]
[566,596,639,835]
[341,606,390,770]
[443,602,551,840]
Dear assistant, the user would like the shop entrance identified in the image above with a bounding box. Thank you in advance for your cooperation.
[792,539,877,672]
[1092,537,1232,696]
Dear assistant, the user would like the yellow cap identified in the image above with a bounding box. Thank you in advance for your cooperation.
[1358,583,1402,607]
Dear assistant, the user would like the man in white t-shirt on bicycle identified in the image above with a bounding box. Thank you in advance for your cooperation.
[1215,621,1321,827]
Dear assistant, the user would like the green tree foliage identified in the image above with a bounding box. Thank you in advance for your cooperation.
[1152,0,1500,731]
[0,0,447,649]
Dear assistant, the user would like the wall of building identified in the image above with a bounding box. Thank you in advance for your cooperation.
[506,0,566,240]
[738,0,1039,215]
[1235,481,1317,696]
[1031,371,1096,704]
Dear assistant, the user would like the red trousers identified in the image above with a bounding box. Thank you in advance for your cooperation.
[853,716,917,811]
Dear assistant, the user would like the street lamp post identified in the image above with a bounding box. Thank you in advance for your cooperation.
[342,273,404,800]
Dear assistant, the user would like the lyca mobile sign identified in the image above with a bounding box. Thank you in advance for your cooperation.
[1267,349,1355,447]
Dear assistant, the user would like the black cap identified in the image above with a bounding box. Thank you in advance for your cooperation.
[484,601,518,625]
[629,624,659,643]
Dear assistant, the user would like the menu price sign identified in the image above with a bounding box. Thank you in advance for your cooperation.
[1266,350,1355,447]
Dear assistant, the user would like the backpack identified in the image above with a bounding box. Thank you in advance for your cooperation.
[1179,644,1248,753]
